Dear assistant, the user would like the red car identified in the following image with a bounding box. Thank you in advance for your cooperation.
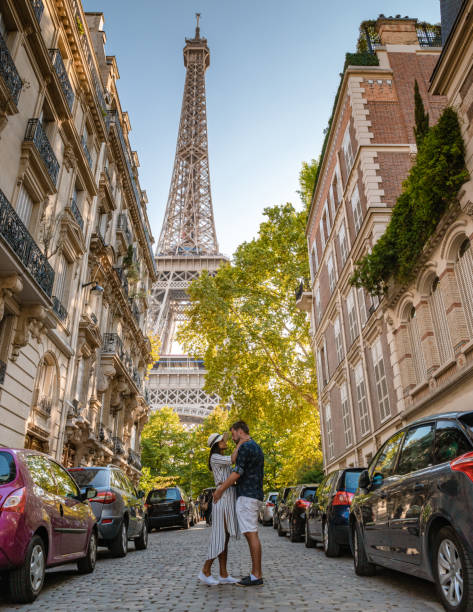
[0,449,98,603]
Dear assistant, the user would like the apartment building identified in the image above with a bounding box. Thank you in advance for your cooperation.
[0,0,155,482]
[299,16,447,470]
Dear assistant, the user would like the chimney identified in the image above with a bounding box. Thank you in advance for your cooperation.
[440,0,463,44]
[376,16,419,45]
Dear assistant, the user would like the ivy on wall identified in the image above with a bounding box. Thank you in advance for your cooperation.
[351,107,469,295]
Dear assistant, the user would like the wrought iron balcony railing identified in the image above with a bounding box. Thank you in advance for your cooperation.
[113,436,125,455]
[81,136,92,168]
[49,49,74,111]
[0,32,22,105]
[38,397,52,415]
[127,449,142,470]
[133,368,142,390]
[117,213,132,245]
[0,188,54,296]
[52,296,67,321]
[114,266,129,296]
[91,312,98,324]
[417,25,442,47]
[24,119,60,186]
[70,195,84,230]
[101,333,133,371]
[131,301,141,325]
[0,359,6,385]
[30,0,44,23]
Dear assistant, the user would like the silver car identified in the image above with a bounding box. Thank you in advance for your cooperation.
[259,492,278,525]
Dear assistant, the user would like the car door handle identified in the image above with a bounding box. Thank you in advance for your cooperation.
[413,483,425,492]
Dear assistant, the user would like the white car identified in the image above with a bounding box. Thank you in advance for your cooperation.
[258,492,278,526]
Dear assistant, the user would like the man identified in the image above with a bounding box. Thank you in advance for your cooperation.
[213,420,264,587]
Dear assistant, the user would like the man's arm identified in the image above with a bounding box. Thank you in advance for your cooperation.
[213,471,240,503]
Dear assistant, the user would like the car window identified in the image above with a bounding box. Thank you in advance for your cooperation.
[370,431,405,479]
[458,413,473,442]
[0,451,16,485]
[49,461,80,498]
[110,470,122,489]
[269,494,278,503]
[397,424,435,475]
[120,472,135,496]
[24,455,57,494]
[302,487,317,501]
[342,470,363,493]
[69,468,109,488]
[148,488,180,503]
[434,420,471,464]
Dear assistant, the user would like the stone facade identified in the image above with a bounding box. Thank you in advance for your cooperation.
[300,17,449,471]
[0,0,156,482]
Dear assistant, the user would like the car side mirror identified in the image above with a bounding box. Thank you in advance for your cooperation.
[137,490,145,499]
[84,487,97,501]
[358,470,371,490]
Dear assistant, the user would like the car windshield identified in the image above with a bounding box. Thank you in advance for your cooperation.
[302,488,317,501]
[0,452,16,485]
[269,494,277,503]
[69,469,109,488]
[148,488,180,503]
[343,471,363,493]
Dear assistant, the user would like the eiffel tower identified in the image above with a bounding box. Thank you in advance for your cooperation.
[147,15,227,425]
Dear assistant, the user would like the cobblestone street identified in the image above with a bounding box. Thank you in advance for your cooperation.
[0,523,444,611]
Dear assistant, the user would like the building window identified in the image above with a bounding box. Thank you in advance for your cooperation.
[334,316,344,364]
[327,252,337,293]
[329,186,336,220]
[408,306,427,383]
[455,239,473,337]
[320,223,326,252]
[315,287,321,324]
[430,277,454,365]
[335,161,343,201]
[351,186,363,233]
[372,338,390,421]
[310,242,319,280]
[341,382,353,448]
[16,185,34,230]
[357,287,368,327]
[355,363,370,436]
[347,289,359,345]
[325,403,334,459]
[339,222,349,264]
[343,125,355,177]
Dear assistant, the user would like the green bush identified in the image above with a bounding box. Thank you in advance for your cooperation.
[351,107,469,295]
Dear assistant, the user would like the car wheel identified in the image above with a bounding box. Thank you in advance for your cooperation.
[323,521,341,557]
[77,531,97,574]
[8,535,46,603]
[433,525,473,612]
[305,522,317,548]
[353,521,376,576]
[134,520,149,551]
[109,519,128,558]
[277,520,286,537]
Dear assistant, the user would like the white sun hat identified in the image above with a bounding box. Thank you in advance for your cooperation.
[207,432,229,448]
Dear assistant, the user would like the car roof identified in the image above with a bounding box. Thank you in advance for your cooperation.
[410,410,473,426]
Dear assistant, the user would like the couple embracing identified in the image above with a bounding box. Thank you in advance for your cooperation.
[198,421,264,587]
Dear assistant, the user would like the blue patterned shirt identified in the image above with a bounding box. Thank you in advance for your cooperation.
[232,439,264,501]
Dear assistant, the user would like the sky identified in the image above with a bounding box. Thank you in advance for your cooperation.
[83,0,441,258]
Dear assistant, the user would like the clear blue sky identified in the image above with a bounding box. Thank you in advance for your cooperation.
[83,0,440,257]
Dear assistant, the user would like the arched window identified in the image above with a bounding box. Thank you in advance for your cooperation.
[408,307,426,383]
[429,277,454,364]
[455,239,473,337]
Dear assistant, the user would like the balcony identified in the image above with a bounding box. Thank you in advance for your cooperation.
[117,213,132,245]
[113,436,125,456]
[114,267,129,296]
[37,397,52,416]
[417,25,442,47]
[0,32,22,107]
[127,449,142,470]
[49,49,74,111]
[30,0,44,23]
[102,333,133,370]
[70,195,84,231]
[0,188,54,297]
[81,136,92,168]
[0,360,6,385]
[24,119,59,187]
[52,296,67,321]
[98,425,114,450]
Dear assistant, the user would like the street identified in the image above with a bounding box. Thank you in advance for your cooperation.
[0,523,443,611]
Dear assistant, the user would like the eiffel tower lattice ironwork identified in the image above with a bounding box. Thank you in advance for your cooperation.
[147,16,227,425]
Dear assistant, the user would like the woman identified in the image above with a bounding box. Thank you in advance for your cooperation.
[198,432,242,586]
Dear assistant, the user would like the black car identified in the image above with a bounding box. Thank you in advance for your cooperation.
[350,411,473,612]
[305,468,364,556]
[69,465,147,557]
[146,486,192,530]
[277,484,318,542]
[273,485,296,530]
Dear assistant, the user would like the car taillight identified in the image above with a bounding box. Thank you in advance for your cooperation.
[332,491,354,506]
[91,490,116,504]
[1,487,26,513]
[266,502,274,507]
[180,500,186,512]
[451,451,473,482]
[144,503,149,511]
[295,499,311,509]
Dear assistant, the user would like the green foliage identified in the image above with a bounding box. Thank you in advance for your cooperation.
[343,52,379,71]
[297,159,318,209]
[414,80,429,147]
[297,463,324,485]
[123,245,134,268]
[76,15,85,36]
[351,107,469,294]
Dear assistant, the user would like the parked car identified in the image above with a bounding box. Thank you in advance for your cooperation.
[259,492,278,525]
[278,484,318,542]
[68,466,147,557]
[350,411,473,612]
[0,449,98,603]
[145,486,192,530]
[273,485,295,530]
[305,468,364,556]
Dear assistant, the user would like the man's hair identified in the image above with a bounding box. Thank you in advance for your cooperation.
[230,420,249,434]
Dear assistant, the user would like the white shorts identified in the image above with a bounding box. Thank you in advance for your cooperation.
[236,496,261,533]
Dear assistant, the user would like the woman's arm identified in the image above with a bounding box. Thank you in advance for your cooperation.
[230,439,244,464]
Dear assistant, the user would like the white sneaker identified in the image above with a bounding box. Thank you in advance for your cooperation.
[218,574,239,584]
[199,571,219,586]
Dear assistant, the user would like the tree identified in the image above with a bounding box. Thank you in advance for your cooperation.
[413,80,429,147]
[297,159,318,210]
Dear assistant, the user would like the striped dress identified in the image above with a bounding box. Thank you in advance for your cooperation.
[207,453,240,560]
